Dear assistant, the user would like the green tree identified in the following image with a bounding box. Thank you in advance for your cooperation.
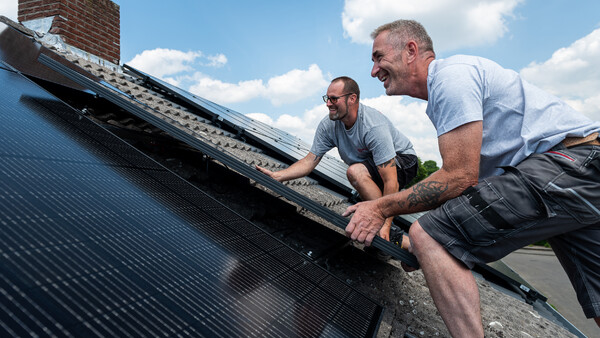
[407,158,439,187]
[423,160,439,176]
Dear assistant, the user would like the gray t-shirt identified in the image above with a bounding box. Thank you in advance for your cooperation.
[426,55,600,179]
[310,103,415,166]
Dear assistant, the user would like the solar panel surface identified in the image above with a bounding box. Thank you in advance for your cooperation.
[0,67,383,337]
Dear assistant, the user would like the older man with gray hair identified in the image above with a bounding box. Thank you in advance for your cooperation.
[344,19,600,336]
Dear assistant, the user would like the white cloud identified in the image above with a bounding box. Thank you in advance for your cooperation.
[127,48,226,78]
[342,0,523,51]
[188,75,266,103]
[520,28,600,121]
[187,64,328,106]
[127,48,328,107]
[266,65,329,106]
[0,0,18,21]
[204,54,227,68]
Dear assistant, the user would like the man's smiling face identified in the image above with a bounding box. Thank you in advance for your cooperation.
[371,30,409,96]
[325,81,350,121]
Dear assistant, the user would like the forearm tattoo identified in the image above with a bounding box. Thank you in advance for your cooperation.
[377,158,396,169]
[402,181,449,209]
[311,155,322,162]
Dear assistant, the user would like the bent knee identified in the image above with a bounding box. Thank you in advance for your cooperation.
[346,163,370,183]
[408,221,436,254]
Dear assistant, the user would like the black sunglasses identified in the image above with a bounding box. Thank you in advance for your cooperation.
[322,93,353,103]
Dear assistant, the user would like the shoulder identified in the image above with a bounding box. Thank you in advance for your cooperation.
[428,55,500,99]
[360,103,394,123]
[358,103,387,123]
[316,114,333,127]
[430,55,504,82]
[431,55,499,70]
[359,103,383,115]
[316,115,343,136]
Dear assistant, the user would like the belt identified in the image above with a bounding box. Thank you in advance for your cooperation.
[561,132,600,148]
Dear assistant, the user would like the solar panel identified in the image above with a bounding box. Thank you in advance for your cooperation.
[0,67,383,336]
[38,53,420,268]
[122,64,353,193]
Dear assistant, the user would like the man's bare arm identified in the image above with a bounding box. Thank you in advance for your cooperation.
[344,121,482,245]
[375,158,400,240]
[380,121,482,215]
[256,152,322,182]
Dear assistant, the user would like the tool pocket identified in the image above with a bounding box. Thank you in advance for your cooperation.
[522,148,600,224]
[448,167,549,246]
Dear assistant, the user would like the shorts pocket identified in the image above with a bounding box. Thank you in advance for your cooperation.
[447,168,548,246]
[518,148,600,224]
[545,171,600,224]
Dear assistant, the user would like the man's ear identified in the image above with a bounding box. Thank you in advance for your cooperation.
[405,40,418,62]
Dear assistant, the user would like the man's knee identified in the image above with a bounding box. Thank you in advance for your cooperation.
[408,221,429,254]
[409,221,448,256]
[346,163,371,186]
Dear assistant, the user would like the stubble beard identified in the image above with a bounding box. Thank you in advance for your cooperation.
[329,105,347,121]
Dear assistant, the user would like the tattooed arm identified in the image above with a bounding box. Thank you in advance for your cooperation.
[256,152,322,182]
[344,121,482,245]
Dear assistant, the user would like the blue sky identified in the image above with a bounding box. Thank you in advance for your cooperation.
[2,0,600,165]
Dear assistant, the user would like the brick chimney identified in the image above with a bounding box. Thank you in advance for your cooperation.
[17,0,120,64]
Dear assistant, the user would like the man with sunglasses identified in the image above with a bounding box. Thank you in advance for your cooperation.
[256,76,417,242]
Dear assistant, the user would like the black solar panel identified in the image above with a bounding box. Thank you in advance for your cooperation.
[0,67,383,336]
[122,64,353,193]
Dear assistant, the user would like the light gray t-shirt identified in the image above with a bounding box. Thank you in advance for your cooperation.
[310,103,415,166]
[426,55,600,179]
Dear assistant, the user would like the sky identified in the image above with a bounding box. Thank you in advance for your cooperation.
[2,0,600,165]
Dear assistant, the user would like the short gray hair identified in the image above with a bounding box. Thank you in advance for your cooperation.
[371,20,434,54]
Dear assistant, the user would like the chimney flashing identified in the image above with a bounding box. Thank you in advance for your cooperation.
[18,0,120,65]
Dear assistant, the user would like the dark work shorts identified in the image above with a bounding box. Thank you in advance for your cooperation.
[364,153,418,191]
[419,143,600,318]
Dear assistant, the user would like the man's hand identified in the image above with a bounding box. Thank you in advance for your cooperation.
[342,200,386,246]
[255,165,279,181]
[378,221,392,241]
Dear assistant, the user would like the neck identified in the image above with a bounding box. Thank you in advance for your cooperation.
[412,54,435,101]
[343,104,359,129]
